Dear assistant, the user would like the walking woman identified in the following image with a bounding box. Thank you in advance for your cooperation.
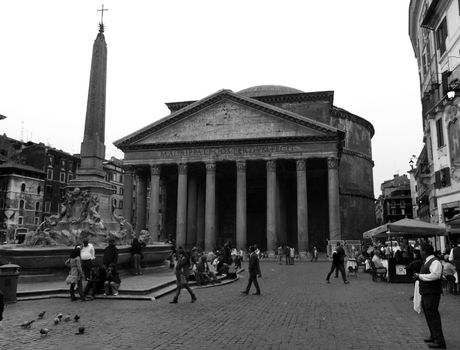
[131,237,146,275]
[65,245,85,301]
[170,247,197,304]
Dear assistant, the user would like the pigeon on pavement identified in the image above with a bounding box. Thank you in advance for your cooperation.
[56,313,63,320]
[74,314,80,322]
[64,314,71,322]
[20,320,35,328]
[37,311,46,319]
[39,328,50,336]
[53,318,59,325]
[75,326,85,335]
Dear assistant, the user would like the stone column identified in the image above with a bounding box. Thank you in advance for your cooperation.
[135,168,147,235]
[296,159,308,256]
[266,160,277,256]
[186,175,197,248]
[176,163,188,249]
[327,157,341,241]
[236,161,247,251]
[196,180,205,249]
[148,165,161,241]
[204,162,216,252]
[122,166,134,224]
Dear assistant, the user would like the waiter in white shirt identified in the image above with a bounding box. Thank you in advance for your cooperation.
[414,243,446,349]
[80,237,95,280]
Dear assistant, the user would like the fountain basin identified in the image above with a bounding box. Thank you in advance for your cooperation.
[0,243,172,274]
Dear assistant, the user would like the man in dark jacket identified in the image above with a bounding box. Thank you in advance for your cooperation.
[103,238,119,270]
[241,245,261,295]
[414,243,446,349]
[326,242,349,284]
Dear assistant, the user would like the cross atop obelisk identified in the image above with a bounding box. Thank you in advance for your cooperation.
[97,4,108,33]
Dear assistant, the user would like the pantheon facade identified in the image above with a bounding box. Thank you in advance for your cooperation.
[114,85,375,253]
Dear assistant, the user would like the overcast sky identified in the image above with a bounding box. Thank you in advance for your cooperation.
[0,0,421,196]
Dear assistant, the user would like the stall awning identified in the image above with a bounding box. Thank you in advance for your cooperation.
[363,218,446,239]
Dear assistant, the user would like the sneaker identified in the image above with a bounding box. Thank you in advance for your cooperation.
[252,292,261,295]
[344,281,350,284]
[326,280,330,284]
[103,293,107,296]
[191,297,197,303]
[169,299,178,304]
[241,291,248,295]
[113,292,119,296]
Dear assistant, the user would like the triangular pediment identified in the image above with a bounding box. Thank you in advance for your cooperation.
[115,90,339,149]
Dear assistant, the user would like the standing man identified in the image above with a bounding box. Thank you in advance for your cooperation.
[103,238,119,270]
[311,246,318,262]
[414,243,446,349]
[241,245,261,295]
[80,237,95,280]
[449,238,460,293]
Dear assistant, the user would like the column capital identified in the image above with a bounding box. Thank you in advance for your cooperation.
[123,165,135,175]
[327,157,339,169]
[266,160,276,172]
[178,163,188,174]
[151,164,161,176]
[205,162,216,172]
[236,160,246,172]
[296,159,306,171]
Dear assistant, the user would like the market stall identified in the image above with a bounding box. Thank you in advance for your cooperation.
[362,218,446,283]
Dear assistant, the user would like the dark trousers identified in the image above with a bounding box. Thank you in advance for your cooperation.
[245,274,260,294]
[326,263,347,281]
[81,259,92,280]
[84,280,98,297]
[421,293,445,344]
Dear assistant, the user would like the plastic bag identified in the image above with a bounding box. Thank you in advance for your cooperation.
[413,280,421,314]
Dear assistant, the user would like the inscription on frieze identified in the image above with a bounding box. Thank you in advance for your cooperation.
[160,144,296,158]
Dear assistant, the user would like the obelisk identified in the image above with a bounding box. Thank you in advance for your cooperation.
[67,13,118,233]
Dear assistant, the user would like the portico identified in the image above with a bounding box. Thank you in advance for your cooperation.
[115,86,375,253]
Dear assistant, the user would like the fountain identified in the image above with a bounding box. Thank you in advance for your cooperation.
[0,21,172,275]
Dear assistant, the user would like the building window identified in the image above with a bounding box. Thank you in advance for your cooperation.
[436,118,445,147]
[44,201,51,212]
[119,200,123,209]
[60,172,66,183]
[436,17,448,55]
[19,200,25,209]
[119,187,124,195]
[68,173,73,182]
[113,199,117,208]
[48,155,54,166]
[37,186,41,195]
[435,167,451,188]
[21,183,26,192]
[34,217,40,225]
[47,168,54,180]
[18,216,23,225]
[61,159,66,170]
[35,202,40,211]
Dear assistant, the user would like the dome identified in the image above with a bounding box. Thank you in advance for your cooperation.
[237,85,303,98]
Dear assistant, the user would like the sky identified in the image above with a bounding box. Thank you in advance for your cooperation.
[0,0,422,196]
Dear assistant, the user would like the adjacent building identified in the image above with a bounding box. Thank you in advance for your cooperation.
[375,174,413,225]
[409,1,460,228]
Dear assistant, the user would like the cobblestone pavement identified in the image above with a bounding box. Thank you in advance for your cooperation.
[2,260,460,350]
